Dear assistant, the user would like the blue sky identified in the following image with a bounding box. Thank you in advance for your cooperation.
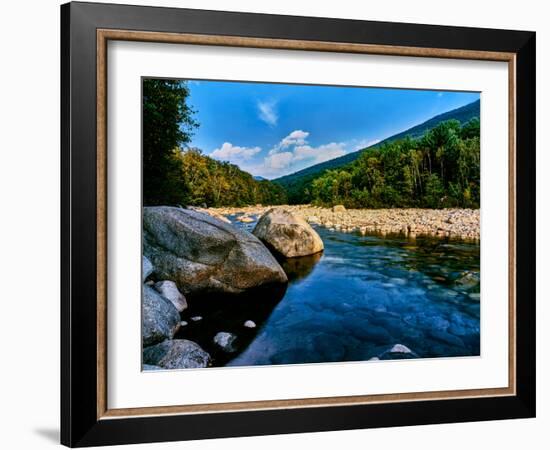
[184,80,480,179]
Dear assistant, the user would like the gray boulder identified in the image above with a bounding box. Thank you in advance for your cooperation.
[143,339,211,369]
[142,256,154,282]
[143,206,287,295]
[378,343,419,360]
[142,364,162,371]
[213,332,238,352]
[142,285,180,347]
[154,280,188,312]
[253,208,324,258]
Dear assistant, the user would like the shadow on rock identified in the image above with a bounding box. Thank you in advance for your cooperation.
[279,251,323,282]
[174,282,287,367]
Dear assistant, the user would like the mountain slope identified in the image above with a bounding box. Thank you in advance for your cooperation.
[274,99,480,203]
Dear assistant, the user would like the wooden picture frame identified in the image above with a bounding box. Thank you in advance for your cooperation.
[61,1,536,447]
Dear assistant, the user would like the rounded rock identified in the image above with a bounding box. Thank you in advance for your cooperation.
[143,207,287,296]
[253,208,324,258]
[143,339,211,369]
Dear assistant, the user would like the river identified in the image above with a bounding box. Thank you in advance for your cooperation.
[176,213,480,367]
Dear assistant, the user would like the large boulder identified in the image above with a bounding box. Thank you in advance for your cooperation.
[143,206,287,295]
[143,339,211,369]
[154,280,188,312]
[142,285,180,347]
[253,208,324,258]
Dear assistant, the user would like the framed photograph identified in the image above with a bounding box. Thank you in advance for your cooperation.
[61,1,536,447]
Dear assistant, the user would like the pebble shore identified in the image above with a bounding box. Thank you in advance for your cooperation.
[205,205,480,241]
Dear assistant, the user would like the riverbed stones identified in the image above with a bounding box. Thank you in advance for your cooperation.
[243,320,256,328]
[143,339,211,369]
[378,343,419,360]
[143,206,287,296]
[455,270,480,287]
[154,280,188,312]
[389,344,413,354]
[142,285,181,347]
[237,215,254,223]
[253,208,324,258]
[213,332,238,352]
[207,205,480,240]
[195,208,232,223]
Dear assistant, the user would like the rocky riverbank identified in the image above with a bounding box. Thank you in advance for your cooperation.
[203,205,480,241]
[141,205,480,370]
[141,206,293,370]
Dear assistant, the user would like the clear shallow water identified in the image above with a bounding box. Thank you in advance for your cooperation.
[225,214,480,366]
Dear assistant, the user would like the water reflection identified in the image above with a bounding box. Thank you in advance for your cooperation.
[182,214,480,367]
[279,251,323,282]
[174,282,287,367]
[226,225,480,367]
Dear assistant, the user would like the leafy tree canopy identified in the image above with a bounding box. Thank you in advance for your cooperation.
[143,79,198,205]
[309,119,480,209]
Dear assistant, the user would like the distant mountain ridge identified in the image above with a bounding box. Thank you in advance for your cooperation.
[274,99,480,202]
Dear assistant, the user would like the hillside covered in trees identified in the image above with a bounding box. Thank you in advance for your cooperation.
[143,79,479,210]
[275,100,480,204]
[308,118,480,208]
[174,148,287,206]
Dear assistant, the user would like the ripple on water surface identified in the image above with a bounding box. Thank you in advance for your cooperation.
[215,216,480,367]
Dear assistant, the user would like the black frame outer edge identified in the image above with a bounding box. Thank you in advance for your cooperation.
[60,2,536,447]
[60,2,71,447]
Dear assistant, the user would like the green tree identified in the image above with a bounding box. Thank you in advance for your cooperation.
[424,173,445,207]
[460,118,480,139]
[309,120,480,209]
[143,79,198,205]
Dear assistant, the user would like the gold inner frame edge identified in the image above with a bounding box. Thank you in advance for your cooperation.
[96,29,517,420]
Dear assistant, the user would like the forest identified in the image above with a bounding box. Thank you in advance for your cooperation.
[143,79,286,207]
[308,119,480,208]
[143,79,480,209]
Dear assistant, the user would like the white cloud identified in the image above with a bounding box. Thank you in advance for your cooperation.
[264,152,294,170]
[293,142,347,162]
[280,129,309,149]
[211,142,262,162]
[259,130,348,176]
[349,138,381,151]
[209,131,376,179]
[257,101,278,126]
[269,129,310,155]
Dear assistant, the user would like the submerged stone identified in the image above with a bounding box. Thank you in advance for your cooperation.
[213,332,238,353]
